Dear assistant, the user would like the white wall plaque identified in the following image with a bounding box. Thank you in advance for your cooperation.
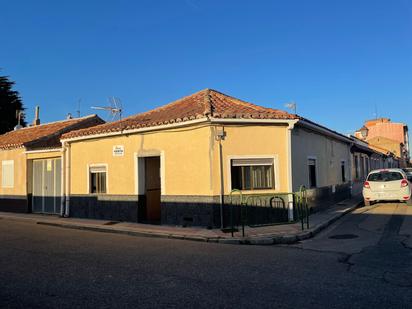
[113,145,125,157]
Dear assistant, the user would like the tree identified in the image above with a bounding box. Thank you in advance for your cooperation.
[0,75,26,134]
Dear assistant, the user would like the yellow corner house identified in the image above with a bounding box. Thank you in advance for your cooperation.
[61,89,354,227]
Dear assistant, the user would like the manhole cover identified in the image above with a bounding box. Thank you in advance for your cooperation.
[329,234,359,239]
[221,227,239,233]
[103,221,120,225]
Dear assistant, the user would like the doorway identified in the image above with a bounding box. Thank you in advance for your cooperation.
[32,158,62,214]
[144,156,161,223]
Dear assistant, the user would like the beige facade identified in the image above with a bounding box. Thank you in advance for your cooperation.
[291,126,351,190]
[67,122,290,197]
[291,123,352,210]
[69,123,214,196]
[0,148,27,197]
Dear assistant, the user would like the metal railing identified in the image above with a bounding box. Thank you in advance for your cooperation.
[227,186,309,237]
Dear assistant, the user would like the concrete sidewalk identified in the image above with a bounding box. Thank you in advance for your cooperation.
[0,196,363,245]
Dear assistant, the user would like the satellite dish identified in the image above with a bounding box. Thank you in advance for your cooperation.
[91,97,123,122]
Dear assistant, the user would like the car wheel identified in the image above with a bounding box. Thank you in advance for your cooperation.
[364,200,371,206]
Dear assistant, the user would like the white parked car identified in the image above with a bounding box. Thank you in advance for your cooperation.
[363,168,412,206]
[402,168,412,182]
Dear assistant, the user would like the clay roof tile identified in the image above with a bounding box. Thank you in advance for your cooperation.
[62,89,299,139]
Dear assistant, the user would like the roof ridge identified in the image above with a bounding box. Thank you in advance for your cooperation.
[203,88,213,116]
[208,89,287,114]
[124,89,211,121]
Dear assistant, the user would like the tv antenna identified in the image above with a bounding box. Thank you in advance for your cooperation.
[284,101,297,114]
[76,99,81,118]
[91,97,123,121]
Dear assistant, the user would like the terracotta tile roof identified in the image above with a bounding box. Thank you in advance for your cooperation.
[63,89,299,139]
[0,115,104,150]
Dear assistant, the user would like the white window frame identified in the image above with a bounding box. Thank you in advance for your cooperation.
[87,163,109,194]
[307,156,318,189]
[227,155,280,191]
[1,160,14,188]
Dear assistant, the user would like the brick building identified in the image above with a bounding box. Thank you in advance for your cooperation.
[355,118,410,167]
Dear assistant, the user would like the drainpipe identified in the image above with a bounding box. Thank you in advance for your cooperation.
[286,120,298,221]
[219,139,224,229]
[60,141,66,217]
[64,141,71,217]
[216,126,226,229]
[349,142,354,197]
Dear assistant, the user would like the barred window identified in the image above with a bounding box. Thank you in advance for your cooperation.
[89,166,107,194]
[231,158,275,190]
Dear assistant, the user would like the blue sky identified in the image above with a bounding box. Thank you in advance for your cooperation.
[1,0,411,134]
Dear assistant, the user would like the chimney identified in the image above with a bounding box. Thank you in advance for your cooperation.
[33,106,40,126]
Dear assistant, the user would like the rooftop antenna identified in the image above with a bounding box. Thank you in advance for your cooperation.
[284,101,297,114]
[91,96,123,122]
[76,99,81,118]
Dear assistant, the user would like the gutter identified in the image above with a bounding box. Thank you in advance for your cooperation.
[61,118,210,143]
[24,148,63,154]
[61,118,301,143]
[209,118,298,125]
[298,119,353,144]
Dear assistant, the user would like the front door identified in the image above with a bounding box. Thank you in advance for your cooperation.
[32,158,62,214]
[144,156,161,222]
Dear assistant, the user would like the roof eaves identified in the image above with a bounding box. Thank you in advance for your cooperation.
[298,118,352,143]
[25,115,104,150]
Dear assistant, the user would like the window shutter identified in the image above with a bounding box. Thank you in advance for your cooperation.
[1,160,14,188]
[232,158,273,166]
[90,166,106,173]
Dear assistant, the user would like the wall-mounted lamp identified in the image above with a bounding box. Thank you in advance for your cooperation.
[215,129,226,141]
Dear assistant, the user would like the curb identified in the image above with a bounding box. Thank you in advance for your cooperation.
[0,199,363,246]
[36,221,213,243]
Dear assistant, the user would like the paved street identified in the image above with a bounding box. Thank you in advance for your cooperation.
[1,203,412,309]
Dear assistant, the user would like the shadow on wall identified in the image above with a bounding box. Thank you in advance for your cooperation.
[0,195,31,213]
[69,195,142,223]
[28,186,352,229]
[306,183,352,213]
[68,195,293,229]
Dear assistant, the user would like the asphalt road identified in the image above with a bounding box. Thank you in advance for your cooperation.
[1,202,411,309]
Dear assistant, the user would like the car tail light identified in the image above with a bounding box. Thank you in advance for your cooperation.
[401,179,409,187]
[364,181,370,189]
[403,196,410,200]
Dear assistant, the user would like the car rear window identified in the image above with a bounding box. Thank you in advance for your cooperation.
[402,168,412,174]
[367,171,404,182]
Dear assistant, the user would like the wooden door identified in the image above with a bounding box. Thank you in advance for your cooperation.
[145,157,161,222]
